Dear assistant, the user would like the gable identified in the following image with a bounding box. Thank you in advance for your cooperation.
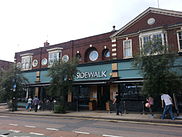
[111,7,182,38]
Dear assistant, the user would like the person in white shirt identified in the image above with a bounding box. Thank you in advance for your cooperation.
[161,93,175,120]
[26,96,32,111]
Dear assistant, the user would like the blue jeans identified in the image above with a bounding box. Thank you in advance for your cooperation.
[26,103,32,110]
[162,104,175,120]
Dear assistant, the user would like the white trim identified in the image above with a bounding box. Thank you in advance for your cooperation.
[112,53,117,56]
[112,48,116,52]
[46,47,63,52]
[111,38,116,42]
[20,53,33,57]
[111,7,182,38]
[112,44,116,47]
[177,29,182,52]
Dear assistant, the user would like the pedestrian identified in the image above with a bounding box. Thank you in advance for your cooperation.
[113,92,122,115]
[146,96,154,116]
[161,93,175,120]
[26,96,32,111]
[33,96,40,112]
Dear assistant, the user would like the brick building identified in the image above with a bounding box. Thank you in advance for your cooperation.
[0,60,13,70]
[14,7,182,111]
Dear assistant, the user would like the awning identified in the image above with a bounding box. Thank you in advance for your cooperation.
[73,81,107,85]
[113,79,143,83]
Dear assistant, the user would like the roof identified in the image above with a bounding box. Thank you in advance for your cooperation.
[111,7,182,38]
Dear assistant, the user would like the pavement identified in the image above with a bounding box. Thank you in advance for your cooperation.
[0,105,182,125]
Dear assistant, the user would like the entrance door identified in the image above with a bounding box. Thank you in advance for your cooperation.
[97,85,110,110]
[73,86,90,110]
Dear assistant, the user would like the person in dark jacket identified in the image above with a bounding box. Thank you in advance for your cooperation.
[33,96,39,112]
[113,92,122,115]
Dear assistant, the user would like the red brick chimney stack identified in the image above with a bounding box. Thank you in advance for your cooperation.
[44,40,49,47]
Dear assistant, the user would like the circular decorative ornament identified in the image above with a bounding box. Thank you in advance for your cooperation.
[62,55,69,62]
[16,62,21,68]
[147,18,155,25]
[41,58,47,66]
[89,50,98,61]
[32,59,38,67]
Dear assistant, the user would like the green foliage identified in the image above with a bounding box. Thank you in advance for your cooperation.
[54,104,65,113]
[133,39,182,98]
[48,58,78,112]
[0,64,29,103]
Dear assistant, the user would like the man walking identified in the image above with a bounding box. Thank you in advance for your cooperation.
[161,93,175,120]
[113,92,122,115]
[33,96,39,112]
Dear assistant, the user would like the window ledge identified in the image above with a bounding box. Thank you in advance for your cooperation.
[123,56,133,59]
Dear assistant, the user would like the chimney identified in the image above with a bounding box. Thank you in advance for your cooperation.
[44,41,49,47]
[112,25,116,31]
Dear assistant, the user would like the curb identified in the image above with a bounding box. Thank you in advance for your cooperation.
[1,111,182,125]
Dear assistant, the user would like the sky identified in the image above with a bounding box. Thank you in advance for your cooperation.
[0,0,181,62]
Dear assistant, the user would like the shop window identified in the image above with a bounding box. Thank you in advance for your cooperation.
[123,39,132,58]
[177,31,182,52]
[21,55,32,71]
[120,83,143,99]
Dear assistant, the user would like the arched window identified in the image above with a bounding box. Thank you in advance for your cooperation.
[76,53,81,61]
[102,49,110,60]
[85,48,99,62]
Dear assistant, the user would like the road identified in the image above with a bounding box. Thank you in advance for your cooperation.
[0,114,181,137]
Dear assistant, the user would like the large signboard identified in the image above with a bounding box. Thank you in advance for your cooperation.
[75,64,111,81]
[76,71,107,79]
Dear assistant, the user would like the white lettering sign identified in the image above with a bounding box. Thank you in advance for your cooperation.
[76,71,107,79]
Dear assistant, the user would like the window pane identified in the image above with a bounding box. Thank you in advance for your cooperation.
[177,32,182,50]
[21,56,32,70]
[123,40,132,57]
[179,32,182,39]
[180,40,182,50]
[48,52,60,65]
[143,36,150,44]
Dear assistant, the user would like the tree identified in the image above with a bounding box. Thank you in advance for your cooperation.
[0,65,28,110]
[133,38,182,98]
[48,58,78,113]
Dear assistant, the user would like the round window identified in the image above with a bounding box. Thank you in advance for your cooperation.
[41,58,47,66]
[32,59,38,67]
[62,55,69,62]
[89,50,98,61]
[103,49,110,58]
[147,18,155,25]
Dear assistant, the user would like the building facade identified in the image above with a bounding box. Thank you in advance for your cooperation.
[0,60,13,70]
[14,7,182,112]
